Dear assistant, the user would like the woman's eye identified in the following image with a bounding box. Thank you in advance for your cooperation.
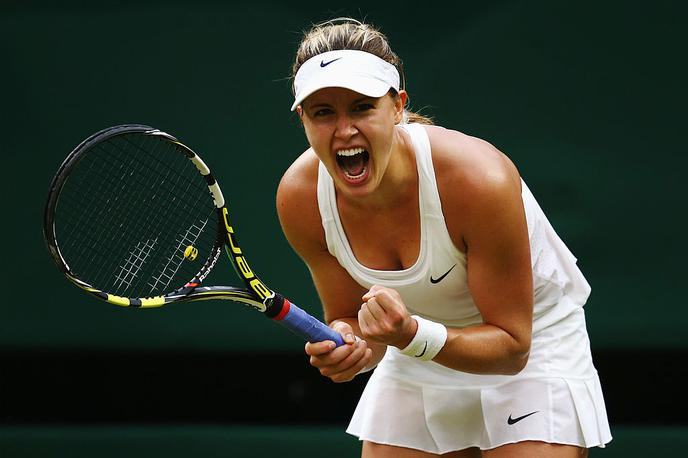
[313,108,333,117]
[354,103,374,112]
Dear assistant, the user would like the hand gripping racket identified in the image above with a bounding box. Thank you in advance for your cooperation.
[43,124,344,346]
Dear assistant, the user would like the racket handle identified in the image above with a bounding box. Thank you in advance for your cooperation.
[267,294,345,347]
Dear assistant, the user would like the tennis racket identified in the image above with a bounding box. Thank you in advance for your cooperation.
[43,124,344,346]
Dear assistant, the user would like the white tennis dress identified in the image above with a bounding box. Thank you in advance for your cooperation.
[316,123,612,452]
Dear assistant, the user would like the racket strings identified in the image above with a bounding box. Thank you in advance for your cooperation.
[58,138,161,292]
[54,132,219,298]
[58,137,179,287]
[92,136,198,291]
[113,236,159,292]
[147,218,209,293]
[79,138,213,296]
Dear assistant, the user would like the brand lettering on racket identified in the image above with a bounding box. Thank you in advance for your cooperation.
[250,279,272,299]
[198,248,221,283]
[226,222,243,255]
[236,256,254,277]
[222,208,271,302]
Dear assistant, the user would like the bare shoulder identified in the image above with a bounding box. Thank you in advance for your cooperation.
[276,148,326,257]
[277,147,319,205]
[426,125,518,179]
[423,125,523,247]
[426,125,521,200]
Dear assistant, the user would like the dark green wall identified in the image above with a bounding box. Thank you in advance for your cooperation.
[2,0,686,352]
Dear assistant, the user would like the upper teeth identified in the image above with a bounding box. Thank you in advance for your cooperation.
[337,148,365,157]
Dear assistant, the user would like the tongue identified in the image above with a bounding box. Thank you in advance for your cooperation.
[341,153,366,176]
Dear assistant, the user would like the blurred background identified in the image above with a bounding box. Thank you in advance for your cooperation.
[1,0,686,456]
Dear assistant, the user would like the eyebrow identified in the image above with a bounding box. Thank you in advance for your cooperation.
[307,96,376,109]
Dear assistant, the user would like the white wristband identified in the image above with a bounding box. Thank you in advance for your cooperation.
[399,315,447,361]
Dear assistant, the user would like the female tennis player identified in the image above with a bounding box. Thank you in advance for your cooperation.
[276,18,612,457]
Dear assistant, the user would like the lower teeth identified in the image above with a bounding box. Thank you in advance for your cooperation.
[344,167,367,179]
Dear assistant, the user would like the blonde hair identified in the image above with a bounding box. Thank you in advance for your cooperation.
[291,18,433,125]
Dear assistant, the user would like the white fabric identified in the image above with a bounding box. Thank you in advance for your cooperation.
[316,122,593,341]
[348,369,610,452]
[291,50,400,111]
[315,123,612,451]
[346,301,613,450]
[399,315,447,361]
[317,124,478,329]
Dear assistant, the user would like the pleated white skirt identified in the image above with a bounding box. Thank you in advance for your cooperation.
[346,307,612,453]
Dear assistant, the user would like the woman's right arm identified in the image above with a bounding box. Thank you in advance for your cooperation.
[275,151,386,382]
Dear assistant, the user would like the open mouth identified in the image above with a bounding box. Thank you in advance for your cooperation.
[336,147,370,181]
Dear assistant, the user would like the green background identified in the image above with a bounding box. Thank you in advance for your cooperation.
[1,0,686,455]
[2,0,685,351]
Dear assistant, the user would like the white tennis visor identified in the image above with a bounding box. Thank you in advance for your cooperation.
[291,49,401,111]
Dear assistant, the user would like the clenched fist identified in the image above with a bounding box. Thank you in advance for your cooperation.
[358,285,418,349]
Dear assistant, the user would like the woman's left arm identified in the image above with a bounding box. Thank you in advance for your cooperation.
[434,144,533,375]
[359,130,533,375]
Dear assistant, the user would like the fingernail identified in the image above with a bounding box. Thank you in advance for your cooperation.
[346,333,355,343]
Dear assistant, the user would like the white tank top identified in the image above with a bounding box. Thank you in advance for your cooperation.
[316,123,591,337]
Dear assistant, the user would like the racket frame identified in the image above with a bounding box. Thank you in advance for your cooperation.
[43,124,344,345]
[44,125,272,311]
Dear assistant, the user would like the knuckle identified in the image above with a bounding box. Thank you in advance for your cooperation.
[333,322,350,333]
[390,313,404,327]
[366,325,379,337]
[313,354,331,366]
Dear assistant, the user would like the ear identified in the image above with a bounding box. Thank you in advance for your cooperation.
[296,105,304,123]
[394,90,408,124]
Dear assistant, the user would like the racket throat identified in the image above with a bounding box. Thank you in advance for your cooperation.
[264,293,290,320]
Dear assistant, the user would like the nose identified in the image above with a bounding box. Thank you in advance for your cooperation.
[334,113,358,139]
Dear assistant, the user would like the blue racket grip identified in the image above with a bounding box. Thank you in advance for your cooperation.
[268,295,345,347]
